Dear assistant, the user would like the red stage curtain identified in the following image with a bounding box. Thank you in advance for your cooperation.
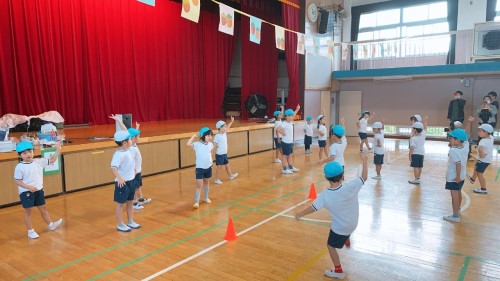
[0,0,236,125]
[282,1,301,112]
[240,3,279,119]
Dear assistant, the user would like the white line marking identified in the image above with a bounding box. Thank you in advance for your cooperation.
[427,177,471,213]
[141,199,310,281]
[387,152,407,164]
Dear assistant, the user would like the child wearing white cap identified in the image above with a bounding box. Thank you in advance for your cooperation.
[273,106,284,163]
[467,124,495,194]
[371,121,385,180]
[213,116,238,184]
[408,116,428,185]
[304,116,314,154]
[295,152,368,279]
[110,130,141,232]
[187,127,214,208]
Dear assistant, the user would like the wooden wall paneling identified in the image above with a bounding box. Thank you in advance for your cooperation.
[249,128,273,153]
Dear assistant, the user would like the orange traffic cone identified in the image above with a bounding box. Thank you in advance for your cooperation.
[308,183,317,200]
[224,218,238,241]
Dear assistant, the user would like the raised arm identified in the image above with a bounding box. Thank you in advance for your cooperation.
[295,206,315,221]
[49,141,62,164]
[109,114,127,131]
[226,116,235,130]
[293,105,301,117]
[360,152,368,182]
[465,116,474,134]
[186,134,199,147]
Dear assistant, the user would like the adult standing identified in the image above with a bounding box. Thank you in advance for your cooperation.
[447,91,466,127]
[488,91,498,128]
[477,95,497,128]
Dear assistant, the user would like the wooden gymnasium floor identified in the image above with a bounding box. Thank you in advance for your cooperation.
[1,137,499,281]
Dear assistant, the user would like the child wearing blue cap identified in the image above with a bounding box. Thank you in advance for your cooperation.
[14,141,63,239]
[318,118,347,167]
[187,127,214,208]
[443,129,469,223]
[109,114,152,210]
[296,152,368,279]
[303,116,314,154]
[213,116,238,184]
[273,106,284,163]
[111,129,141,232]
[317,114,328,161]
[277,105,300,174]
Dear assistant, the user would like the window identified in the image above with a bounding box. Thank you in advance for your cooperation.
[357,1,449,59]
[496,0,500,21]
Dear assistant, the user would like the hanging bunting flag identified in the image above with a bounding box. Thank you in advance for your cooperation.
[181,0,201,23]
[353,44,358,60]
[218,4,235,35]
[138,0,155,6]
[313,36,320,55]
[296,33,305,55]
[305,35,314,54]
[250,16,262,44]
[341,43,348,61]
[275,26,285,50]
[327,40,334,58]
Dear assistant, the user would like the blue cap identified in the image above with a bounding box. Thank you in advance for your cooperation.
[16,141,34,153]
[273,111,282,117]
[284,109,294,116]
[332,125,345,137]
[114,131,130,142]
[127,128,141,138]
[199,127,211,136]
[324,161,344,178]
[306,116,313,121]
[216,120,226,129]
[361,111,370,115]
[450,129,467,142]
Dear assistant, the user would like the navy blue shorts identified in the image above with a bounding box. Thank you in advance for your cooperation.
[20,190,46,208]
[134,172,142,189]
[358,132,368,140]
[318,140,327,148]
[195,166,212,179]
[281,142,294,156]
[411,154,424,168]
[475,161,490,173]
[327,229,350,249]
[114,180,135,203]
[215,154,229,166]
[304,135,312,146]
[374,154,384,165]
[445,180,464,190]
[274,138,282,149]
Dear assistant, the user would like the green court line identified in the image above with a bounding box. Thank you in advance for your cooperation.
[86,180,317,280]
[458,256,471,281]
[23,173,316,281]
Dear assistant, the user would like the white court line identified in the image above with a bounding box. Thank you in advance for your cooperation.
[427,177,471,212]
[141,199,310,281]
[387,151,408,164]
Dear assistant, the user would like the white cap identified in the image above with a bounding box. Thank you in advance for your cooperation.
[412,122,424,129]
[478,124,494,133]
[316,115,325,121]
[413,114,422,122]
[453,121,463,128]
[216,120,226,129]
[372,122,383,129]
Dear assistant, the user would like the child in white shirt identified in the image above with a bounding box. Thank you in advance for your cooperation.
[303,116,314,154]
[213,116,238,184]
[187,127,214,208]
[356,111,373,152]
[317,115,328,161]
[277,105,300,174]
[408,117,428,185]
[467,124,495,194]
[371,122,384,180]
[318,121,347,167]
[273,106,284,163]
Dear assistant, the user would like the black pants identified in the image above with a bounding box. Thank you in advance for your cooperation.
[304,135,312,150]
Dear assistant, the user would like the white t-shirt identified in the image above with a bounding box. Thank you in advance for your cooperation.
[111,149,136,182]
[14,158,50,194]
[478,136,494,163]
[328,136,347,165]
[446,145,468,182]
[312,177,365,236]
[318,125,327,141]
[304,123,313,137]
[358,118,368,133]
[410,130,427,155]
[274,120,282,139]
[192,141,214,169]
[373,131,384,155]
[213,132,228,155]
[129,144,142,174]
[281,121,294,144]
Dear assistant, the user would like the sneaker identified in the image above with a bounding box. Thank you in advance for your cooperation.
[466,174,475,184]
[48,218,63,231]
[324,269,345,279]
[408,179,420,185]
[290,167,300,172]
[133,203,144,210]
[273,158,282,163]
[473,188,488,194]
[371,175,381,180]
[127,221,141,229]
[214,179,223,185]
[305,150,312,154]
[282,169,293,174]
[204,198,212,204]
[443,215,460,223]
[229,173,239,180]
[117,224,132,232]
[193,203,199,209]
[28,230,40,239]
[138,197,152,205]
